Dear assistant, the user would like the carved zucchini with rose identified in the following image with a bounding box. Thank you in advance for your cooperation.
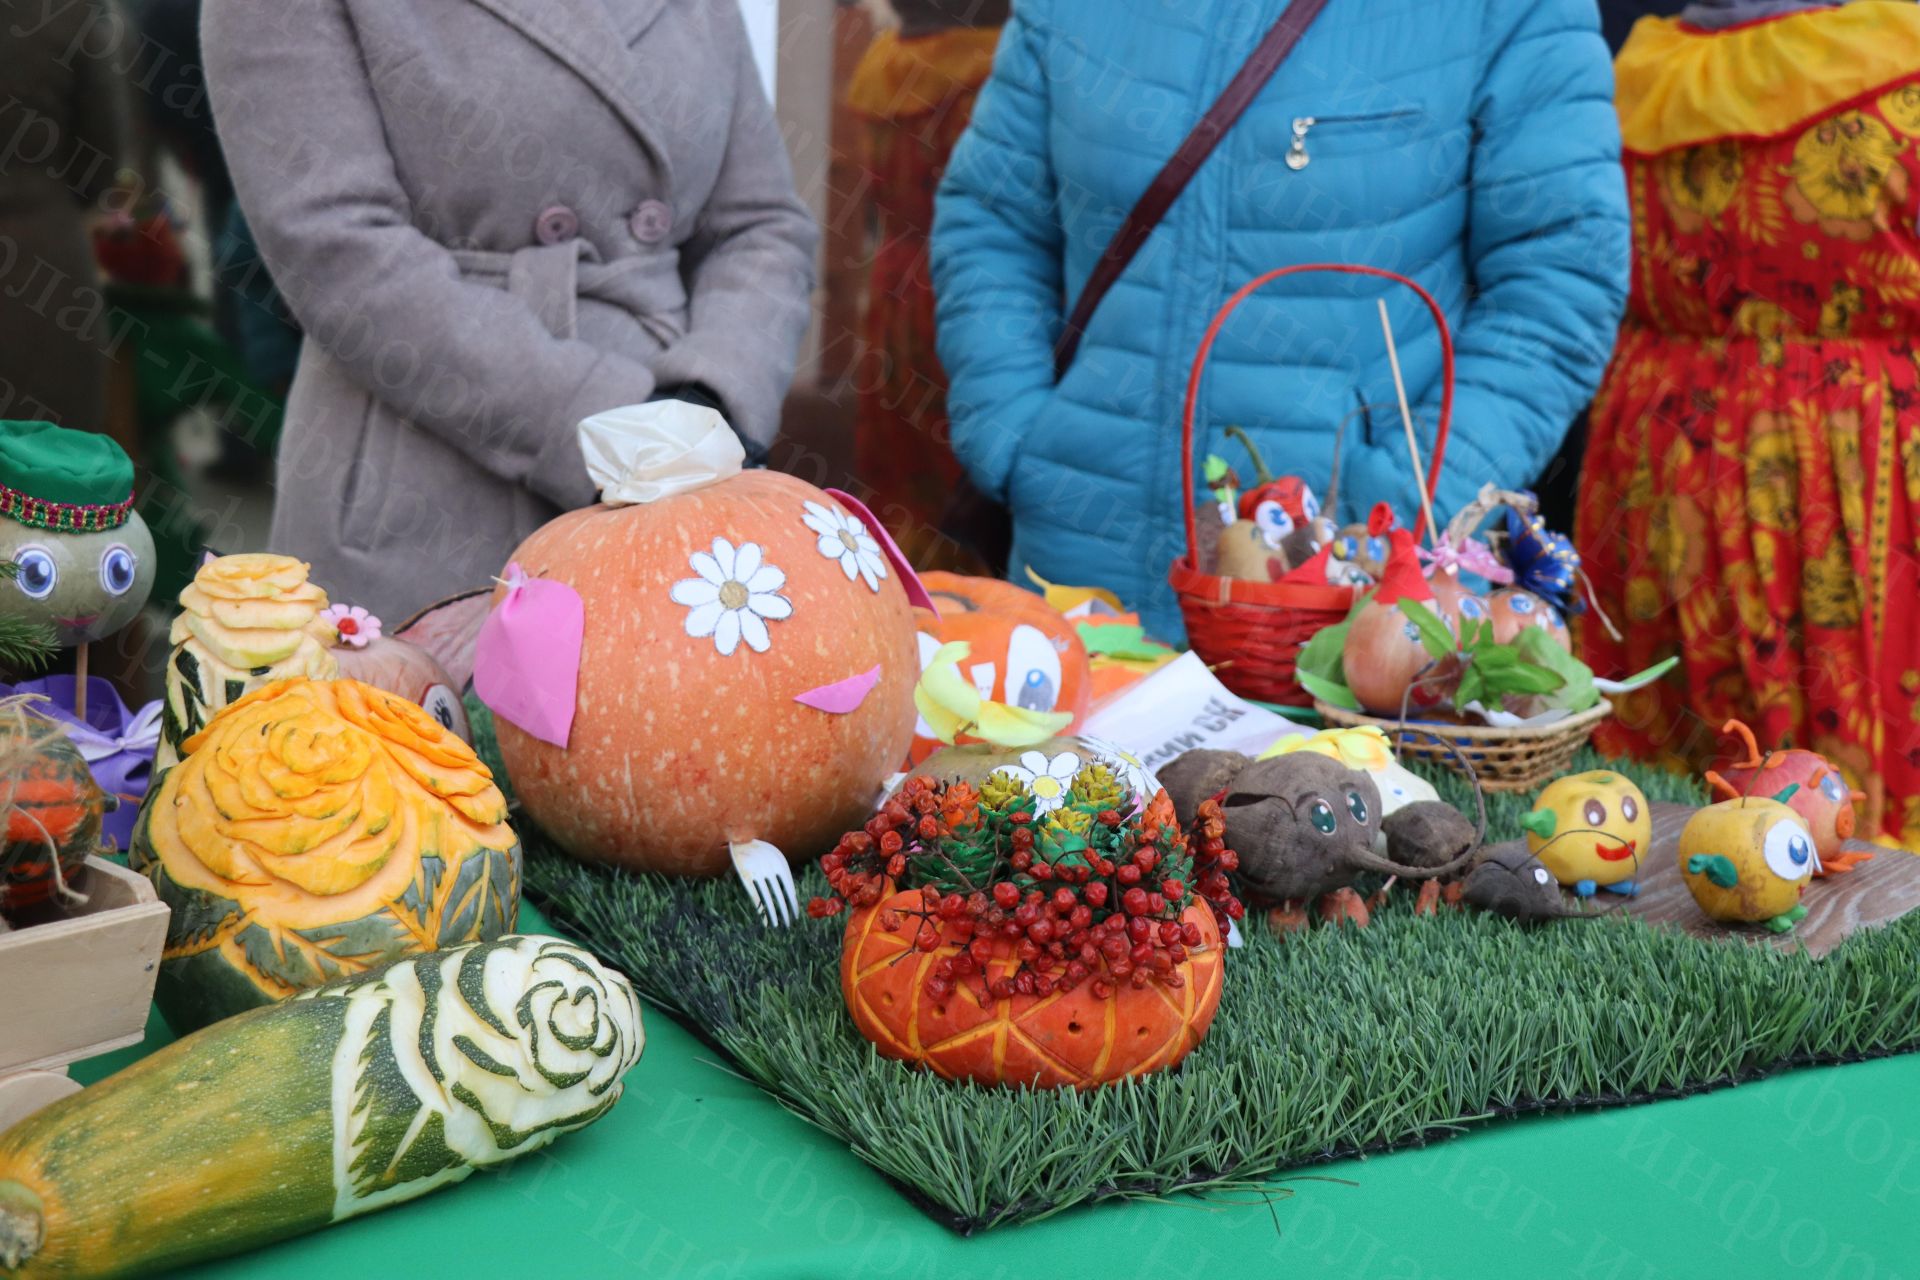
[0,936,644,1279]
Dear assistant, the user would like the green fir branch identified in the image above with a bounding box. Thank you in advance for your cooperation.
[0,560,58,675]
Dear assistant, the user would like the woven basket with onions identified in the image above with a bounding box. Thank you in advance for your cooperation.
[1169,264,1454,706]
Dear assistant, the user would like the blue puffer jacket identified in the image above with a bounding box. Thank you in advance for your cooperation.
[932,0,1629,640]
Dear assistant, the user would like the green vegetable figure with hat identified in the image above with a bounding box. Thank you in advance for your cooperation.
[0,421,156,712]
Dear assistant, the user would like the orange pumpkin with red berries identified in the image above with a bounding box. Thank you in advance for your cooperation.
[909,573,1090,766]
[815,765,1238,1089]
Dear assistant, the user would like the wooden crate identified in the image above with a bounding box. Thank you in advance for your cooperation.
[1,857,168,1127]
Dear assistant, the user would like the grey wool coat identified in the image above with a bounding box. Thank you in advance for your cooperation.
[203,0,817,619]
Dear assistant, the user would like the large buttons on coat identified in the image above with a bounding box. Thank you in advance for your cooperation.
[628,199,672,244]
[534,204,580,245]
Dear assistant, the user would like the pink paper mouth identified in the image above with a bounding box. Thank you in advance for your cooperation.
[795,664,882,714]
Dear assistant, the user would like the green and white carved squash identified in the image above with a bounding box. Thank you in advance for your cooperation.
[158,553,338,771]
[0,936,643,1279]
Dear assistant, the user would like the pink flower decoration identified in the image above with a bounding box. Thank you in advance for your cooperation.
[1417,536,1514,585]
[321,602,383,649]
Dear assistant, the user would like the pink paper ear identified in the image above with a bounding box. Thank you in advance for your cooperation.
[473,562,583,749]
[825,488,937,616]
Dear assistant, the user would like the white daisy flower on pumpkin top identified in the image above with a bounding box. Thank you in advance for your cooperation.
[1082,737,1160,803]
[801,500,888,593]
[994,750,1084,815]
[670,537,791,657]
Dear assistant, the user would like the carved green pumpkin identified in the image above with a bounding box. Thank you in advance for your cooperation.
[131,678,520,1032]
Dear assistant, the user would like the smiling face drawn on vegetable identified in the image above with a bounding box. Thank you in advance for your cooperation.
[906,573,1090,763]
[1518,771,1652,897]
[0,516,155,645]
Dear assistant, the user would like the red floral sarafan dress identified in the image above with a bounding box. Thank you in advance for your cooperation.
[846,27,1000,572]
[1579,9,1920,844]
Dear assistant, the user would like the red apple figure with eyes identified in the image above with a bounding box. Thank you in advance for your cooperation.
[1704,719,1870,876]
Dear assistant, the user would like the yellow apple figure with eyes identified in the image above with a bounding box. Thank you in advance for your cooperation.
[1518,770,1653,898]
[0,423,156,707]
[1677,789,1816,933]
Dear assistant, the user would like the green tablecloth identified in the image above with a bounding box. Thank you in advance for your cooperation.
[75,904,1920,1278]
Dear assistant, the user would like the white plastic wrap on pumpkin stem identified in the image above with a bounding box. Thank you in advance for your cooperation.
[579,401,745,506]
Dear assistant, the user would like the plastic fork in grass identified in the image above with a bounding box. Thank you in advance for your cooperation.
[729,839,800,927]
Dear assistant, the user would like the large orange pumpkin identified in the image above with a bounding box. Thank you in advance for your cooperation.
[841,886,1226,1089]
[909,573,1091,765]
[492,470,918,876]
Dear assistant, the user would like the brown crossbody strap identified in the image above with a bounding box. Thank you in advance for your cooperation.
[1051,0,1331,379]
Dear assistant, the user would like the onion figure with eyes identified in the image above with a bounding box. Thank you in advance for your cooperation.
[0,423,155,682]
[1678,790,1816,933]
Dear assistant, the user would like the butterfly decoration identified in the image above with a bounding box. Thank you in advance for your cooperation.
[1503,504,1583,615]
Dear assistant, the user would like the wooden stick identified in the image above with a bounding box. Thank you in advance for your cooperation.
[1378,299,1437,547]
[73,643,87,721]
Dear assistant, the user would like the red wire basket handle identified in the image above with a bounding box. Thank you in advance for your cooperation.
[1180,263,1455,559]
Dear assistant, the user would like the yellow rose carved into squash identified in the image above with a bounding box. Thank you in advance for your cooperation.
[160,553,340,770]
[132,678,521,1031]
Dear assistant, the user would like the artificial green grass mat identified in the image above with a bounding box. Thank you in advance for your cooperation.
[470,705,1920,1232]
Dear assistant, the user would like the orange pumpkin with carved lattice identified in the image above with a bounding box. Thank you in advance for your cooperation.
[840,887,1225,1089]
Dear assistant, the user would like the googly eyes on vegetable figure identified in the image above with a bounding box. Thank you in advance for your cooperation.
[1678,790,1816,934]
[0,498,156,644]
[1762,821,1815,880]
[1253,499,1295,548]
[1704,719,1871,877]
[1004,623,1062,712]
[100,543,138,596]
[13,546,55,600]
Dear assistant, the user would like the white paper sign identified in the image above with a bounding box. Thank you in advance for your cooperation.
[1081,652,1310,774]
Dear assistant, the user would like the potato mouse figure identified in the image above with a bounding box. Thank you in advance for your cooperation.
[1460,846,1608,924]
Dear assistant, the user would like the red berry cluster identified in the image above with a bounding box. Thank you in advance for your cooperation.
[810,776,978,917]
[809,777,1243,1007]
[1188,797,1243,928]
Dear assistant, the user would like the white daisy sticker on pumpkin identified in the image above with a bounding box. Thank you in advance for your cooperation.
[1081,736,1161,803]
[802,500,888,593]
[670,537,791,656]
[993,749,1083,815]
